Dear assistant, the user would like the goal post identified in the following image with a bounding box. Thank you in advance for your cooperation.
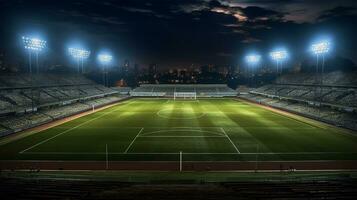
[174,92,197,100]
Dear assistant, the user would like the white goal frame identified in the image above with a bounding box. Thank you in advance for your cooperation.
[174,92,197,100]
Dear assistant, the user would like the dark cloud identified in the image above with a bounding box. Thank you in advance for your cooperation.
[240,6,285,20]
[318,6,357,20]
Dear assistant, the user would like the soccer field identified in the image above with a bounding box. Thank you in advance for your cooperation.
[1,98,357,163]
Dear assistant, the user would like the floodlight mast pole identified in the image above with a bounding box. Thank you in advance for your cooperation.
[105,64,109,87]
[81,57,84,74]
[102,64,105,86]
[36,52,39,74]
[27,50,34,111]
[28,50,32,74]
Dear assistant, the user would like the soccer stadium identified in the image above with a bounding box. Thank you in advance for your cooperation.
[1,0,357,199]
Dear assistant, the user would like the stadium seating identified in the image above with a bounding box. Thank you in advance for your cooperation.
[111,87,131,95]
[131,84,237,97]
[0,73,129,137]
[240,71,357,131]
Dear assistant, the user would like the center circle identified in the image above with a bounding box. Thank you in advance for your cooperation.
[157,108,206,119]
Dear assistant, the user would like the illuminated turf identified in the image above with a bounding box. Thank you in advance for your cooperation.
[1,98,357,162]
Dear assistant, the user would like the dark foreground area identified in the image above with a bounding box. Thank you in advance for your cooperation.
[1,171,357,199]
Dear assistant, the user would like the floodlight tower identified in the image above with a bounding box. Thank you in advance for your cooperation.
[311,40,330,84]
[22,36,46,74]
[269,50,287,74]
[310,40,330,115]
[68,47,91,73]
[98,53,113,87]
[245,54,261,87]
[22,36,46,111]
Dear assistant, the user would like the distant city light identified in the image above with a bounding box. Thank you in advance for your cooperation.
[98,54,113,63]
[270,50,287,61]
[68,47,91,59]
[22,36,46,51]
[245,54,261,64]
[311,41,330,55]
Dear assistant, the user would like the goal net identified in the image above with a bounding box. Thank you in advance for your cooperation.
[174,92,197,100]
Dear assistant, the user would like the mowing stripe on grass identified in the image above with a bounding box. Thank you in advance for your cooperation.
[19,100,137,154]
[124,128,144,153]
[221,127,240,154]
[139,129,226,137]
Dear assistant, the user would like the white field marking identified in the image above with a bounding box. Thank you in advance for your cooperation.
[139,136,226,138]
[124,128,144,153]
[19,100,137,154]
[49,126,318,130]
[169,99,200,103]
[4,160,355,165]
[139,129,226,137]
[221,128,241,154]
[21,151,357,155]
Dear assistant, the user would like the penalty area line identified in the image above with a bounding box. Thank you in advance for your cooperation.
[18,101,134,154]
[221,127,241,154]
[124,128,144,153]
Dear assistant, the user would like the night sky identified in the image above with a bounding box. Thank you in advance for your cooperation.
[1,0,357,70]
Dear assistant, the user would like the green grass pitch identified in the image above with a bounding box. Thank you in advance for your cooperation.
[1,98,357,162]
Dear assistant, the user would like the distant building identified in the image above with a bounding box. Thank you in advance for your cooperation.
[149,63,158,76]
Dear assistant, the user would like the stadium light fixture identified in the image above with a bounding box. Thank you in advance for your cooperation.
[68,47,91,59]
[270,50,287,61]
[22,36,46,51]
[245,54,261,65]
[311,40,330,55]
[98,53,113,64]
[22,36,47,74]
[68,47,91,73]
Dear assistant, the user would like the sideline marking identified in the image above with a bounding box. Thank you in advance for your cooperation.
[124,128,144,153]
[19,100,137,154]
[221,127,241,154]
[21,151,356,155]
[139,135,225,138]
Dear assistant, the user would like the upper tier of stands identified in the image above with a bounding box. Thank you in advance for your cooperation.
[275,71,357,86]
[240,71,357,131]
[0,74,93,88]
[131,84,237,97]
[0,74,117,115]
[0,73,129,137]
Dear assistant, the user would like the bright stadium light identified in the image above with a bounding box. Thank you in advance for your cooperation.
[270,50,287,61]
[311,40,330,55]
[98,53,113,87]
[270,49,287,74]
[22,36,47,74]
[309,38,332,113]
[245,54,261,87]
[68,47,91,73]
[98,54,112,64]
[68,47,91,59]
[245,54,261,65]
[22,36,46,51]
